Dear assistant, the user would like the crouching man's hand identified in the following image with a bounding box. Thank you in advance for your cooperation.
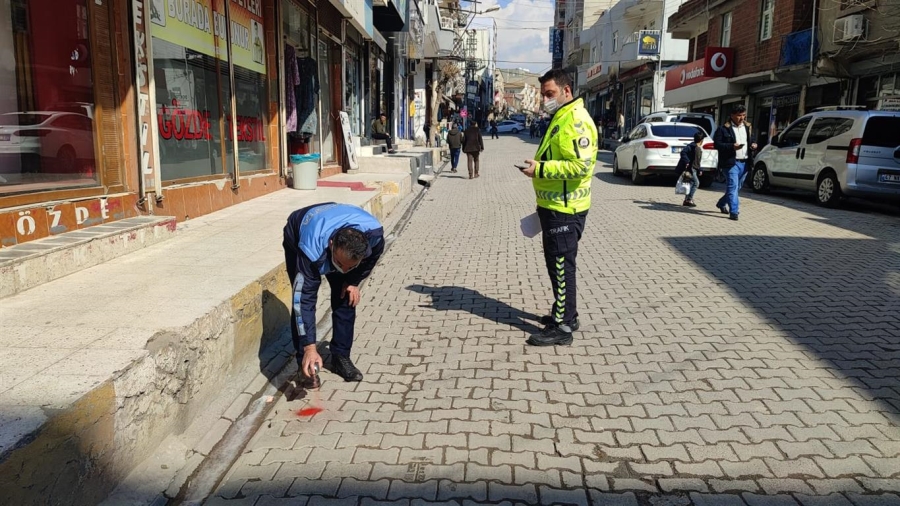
[301,344,323,378]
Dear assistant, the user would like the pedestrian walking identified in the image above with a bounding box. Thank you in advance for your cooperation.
[519,69,598,346]
[617,112,625,140]
[462,121,484,179]
[713,104,757,221]
[371,113,397,153]
[446,122,463,173]
[677,131,705,207]
[282,203,385,384]
[490,120,499,139]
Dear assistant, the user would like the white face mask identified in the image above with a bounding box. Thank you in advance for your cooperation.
[542,98,560,115]
[332,258,348,274]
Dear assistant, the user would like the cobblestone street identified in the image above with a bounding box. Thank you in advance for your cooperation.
[209,135,900,506]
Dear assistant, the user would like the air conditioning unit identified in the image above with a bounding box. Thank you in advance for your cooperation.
[409,59,420,74]
[834,14,866,43]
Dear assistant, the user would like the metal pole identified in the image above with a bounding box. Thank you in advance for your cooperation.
[809,0,817,77]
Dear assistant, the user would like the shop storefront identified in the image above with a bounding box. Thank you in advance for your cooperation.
[663,48,741,131]
[754,92,800,148]
[150,0,273,184]
[857,72,899,111]
[282,0,320,163]
[0,0,141,246]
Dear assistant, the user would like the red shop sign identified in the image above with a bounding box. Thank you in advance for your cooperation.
[665,47,735,91]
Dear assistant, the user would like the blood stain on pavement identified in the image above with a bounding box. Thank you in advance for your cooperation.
[297,407,323,417]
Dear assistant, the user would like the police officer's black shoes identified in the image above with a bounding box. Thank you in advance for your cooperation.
[526,324,574,346]
[332,355,364,382]
[539,316,580,332]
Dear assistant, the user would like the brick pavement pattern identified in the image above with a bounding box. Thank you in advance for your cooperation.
[210,135,900,505]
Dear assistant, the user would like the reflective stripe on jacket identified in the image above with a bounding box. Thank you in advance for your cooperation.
[532,98,598,214]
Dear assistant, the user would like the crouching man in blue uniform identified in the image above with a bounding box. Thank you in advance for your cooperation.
[282,203,384,383]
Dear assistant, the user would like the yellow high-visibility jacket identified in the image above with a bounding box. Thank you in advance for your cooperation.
[533,98,598,214]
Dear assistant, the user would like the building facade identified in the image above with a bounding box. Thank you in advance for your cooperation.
[0,0,450,248]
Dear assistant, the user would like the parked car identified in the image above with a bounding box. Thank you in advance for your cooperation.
[0,111,95,174]
[640,110,717,137]
[613,122,718,186]
[750,108,900,206]
[495,120,525,134]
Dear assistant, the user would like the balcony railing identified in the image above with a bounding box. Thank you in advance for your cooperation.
[780,28,818,67]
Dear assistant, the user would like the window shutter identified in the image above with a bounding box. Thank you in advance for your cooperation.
[89,0,125,191]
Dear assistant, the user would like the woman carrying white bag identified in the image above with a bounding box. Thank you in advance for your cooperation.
[675,131,705,207]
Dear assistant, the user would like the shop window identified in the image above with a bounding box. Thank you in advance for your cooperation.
[0,0,123,197]
[760,0,775,41]
[283,0,319,160]
[150,0,268,182]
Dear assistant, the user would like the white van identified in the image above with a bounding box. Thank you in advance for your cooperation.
[750,107,900,206]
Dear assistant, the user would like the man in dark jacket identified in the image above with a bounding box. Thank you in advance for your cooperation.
[713,104,757,221]
[446,123,463,173]
[371,113,397,153]
[283,203,384,383]
[462,121,484,179]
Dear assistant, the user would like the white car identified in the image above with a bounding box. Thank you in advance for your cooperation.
[0,111,95,175]
[495,120,525,134]
[613,122,718,185]
[750,107,900,206]
[640,110,717,136]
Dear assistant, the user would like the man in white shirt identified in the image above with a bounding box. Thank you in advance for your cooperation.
[713,104,757,221]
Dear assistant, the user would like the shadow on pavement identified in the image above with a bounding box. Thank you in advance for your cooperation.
[665,234,900,419]
[631,200,725,219]
[405,284,542,334]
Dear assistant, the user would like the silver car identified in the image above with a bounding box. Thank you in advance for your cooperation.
[751,108,900,206]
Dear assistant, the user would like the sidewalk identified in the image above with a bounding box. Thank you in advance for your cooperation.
[0,147,440,505]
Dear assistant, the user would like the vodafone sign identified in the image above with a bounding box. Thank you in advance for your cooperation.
[665,47,735,92]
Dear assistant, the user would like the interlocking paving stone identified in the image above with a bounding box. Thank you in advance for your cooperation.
[210,139,900,504]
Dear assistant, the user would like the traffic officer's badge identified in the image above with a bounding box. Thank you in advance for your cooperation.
[578,136,590,149]
[550,125,560,137]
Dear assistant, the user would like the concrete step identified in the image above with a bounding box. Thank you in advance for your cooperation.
[0,216,177,299]
[0,184,404,505]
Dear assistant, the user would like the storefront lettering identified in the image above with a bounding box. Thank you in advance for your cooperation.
[17,211,36,237]
[134,0,159,192]
[167,0,213,33]
[158,106,213,141]
[226,115,267,143]
[212,12,251,50]
[232,0,262,17]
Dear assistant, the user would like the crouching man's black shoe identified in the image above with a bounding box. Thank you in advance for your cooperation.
[526,324,574,346]
[332,355,364,382]
[539,316,580,332]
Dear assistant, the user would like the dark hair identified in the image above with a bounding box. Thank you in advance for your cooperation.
[333,228,369,260]
[693,132,705,143]
[731,104,747,114]
[470,121,479,128]
[380,112,387,118]
[539,69,573,91]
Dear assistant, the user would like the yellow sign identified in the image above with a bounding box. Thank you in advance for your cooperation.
[149,0,266,75]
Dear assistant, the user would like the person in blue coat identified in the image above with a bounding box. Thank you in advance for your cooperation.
[282,203,384,383]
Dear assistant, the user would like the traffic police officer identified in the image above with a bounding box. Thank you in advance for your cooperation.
[283,203,384,383]
[520,69,598,346]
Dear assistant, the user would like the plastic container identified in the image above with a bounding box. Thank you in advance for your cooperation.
[290,153,320,190]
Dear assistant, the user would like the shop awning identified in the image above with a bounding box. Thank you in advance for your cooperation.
[664,77,744,108]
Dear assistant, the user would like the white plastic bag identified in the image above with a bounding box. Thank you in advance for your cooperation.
[675,175,689,195]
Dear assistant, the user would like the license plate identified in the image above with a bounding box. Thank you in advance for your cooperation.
[0,134,9,141]
[671,147,681,153]
[880,173,900,183]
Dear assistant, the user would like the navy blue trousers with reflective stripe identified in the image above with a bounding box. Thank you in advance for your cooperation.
[283,207,356,362]
[537,207,587,327]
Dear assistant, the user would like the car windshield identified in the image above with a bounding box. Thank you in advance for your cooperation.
[649,124,704,138]
[0,113,50,126]
[678,117,712,134]
[862,117,900,147]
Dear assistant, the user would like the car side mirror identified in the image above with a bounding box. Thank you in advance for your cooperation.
[770,134,780,147]
[622,136,630,143]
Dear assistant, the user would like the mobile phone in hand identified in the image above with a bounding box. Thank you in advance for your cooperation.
[515,164,528,171]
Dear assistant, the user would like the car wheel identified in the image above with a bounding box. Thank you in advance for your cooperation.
[56,145,77,173]
[751,163,770,194]
[612,155,619,175]
[631,159,645,185]
[512,128,519,134]
[816,169,843,207]
[714,167,727,184]
[699,173,714,188]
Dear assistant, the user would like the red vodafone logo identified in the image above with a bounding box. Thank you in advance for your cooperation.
[704,47,734,77]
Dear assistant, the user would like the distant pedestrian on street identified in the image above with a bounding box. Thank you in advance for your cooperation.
[462,120,484,179]
[713,104,757,221]
[283,203,384,384]
[490,119,499,139]
[446,122,463,173]
[617,112,625,140]
[677,131,705,207]
[519,69,598,346]
[371,113,397,153]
